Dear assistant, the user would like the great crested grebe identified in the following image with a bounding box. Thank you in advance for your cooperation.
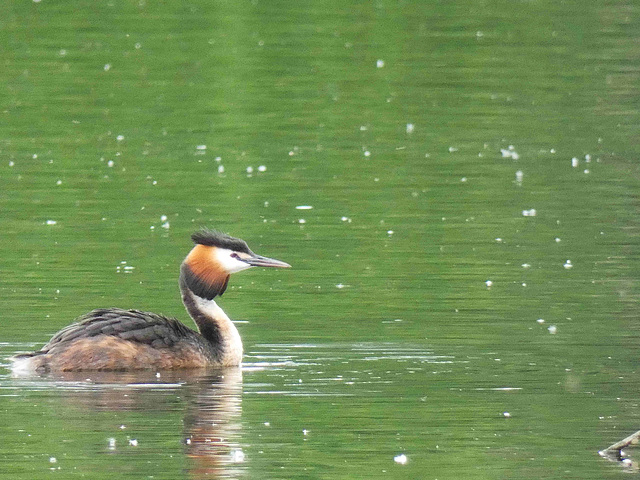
[11,229,290,373]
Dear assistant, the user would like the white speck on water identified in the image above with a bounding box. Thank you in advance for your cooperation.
[296,205,313,210]
[298,219,306,224]
[217,165,225,173]
[460,177,467,182]
[522,208,537,217]
[555,237,561,243]
[56,180,62,185]
[485,280,493,287]
[522,263,531,268]
[360,125,368,131]
[548,325,557,334]
[406,123,414,134]
[584,169,590,174]
[9,161,14,167]
[59,49,67,57]
[537,318,545,324]
[364,150,371,157]
[161,221,170,229]
[150,226,155,230]
[563,260,573,269]
[503,412,511,418]
[585,154,592,162]
[128,439,138,447]
[448,146,458,153]
[264,422,270,427]
[288,150,295,156]
[107,160,114,167]
[104,63,111,71]
[387,230,394,235]
[134,42,142,49]
[515,170,524,183]
[571,157,579,167]
[116,262,135,273]
[303,429,309,436]
[46,220,57,225]
[160,215,168,222]
[152,180,157,185]
[108,438,116,449]
[550,148,556,153]
[495,238,503,243]
[376,59,385,68]
[341,216,352,223]
[116,135,124,142]
[500,146,519,160]
[246,166,254,174]
[215,156,222,162]
[231,449,245,463]
[196,145,207,150]
[120,425,126,429]
[394,454,408,465]
[49,457,57,464]
[258,165,267,172]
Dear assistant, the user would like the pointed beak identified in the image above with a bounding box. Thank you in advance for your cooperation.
[245,254,291,268]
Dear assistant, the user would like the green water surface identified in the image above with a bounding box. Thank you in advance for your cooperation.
[1,0,639,479]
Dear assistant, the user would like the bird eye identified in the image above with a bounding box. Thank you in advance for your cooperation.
[230,253,240,260]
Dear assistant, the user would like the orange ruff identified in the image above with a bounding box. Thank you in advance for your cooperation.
[184,245,229,292]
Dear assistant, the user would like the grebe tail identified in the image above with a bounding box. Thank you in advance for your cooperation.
[11,229,290,373]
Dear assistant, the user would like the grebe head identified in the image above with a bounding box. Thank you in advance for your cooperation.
[181,229,290,300]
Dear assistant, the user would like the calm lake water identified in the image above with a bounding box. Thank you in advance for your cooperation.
[1,0,640,478]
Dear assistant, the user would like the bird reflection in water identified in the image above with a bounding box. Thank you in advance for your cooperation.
[25,368,245,479]
[182,368,245,478]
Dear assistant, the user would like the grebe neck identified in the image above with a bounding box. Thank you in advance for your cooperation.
[179,265,243,366]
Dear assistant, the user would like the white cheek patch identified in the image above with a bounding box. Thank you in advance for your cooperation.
[214,248,253,274]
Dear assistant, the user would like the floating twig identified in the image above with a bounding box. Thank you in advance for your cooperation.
[599,429,640,470]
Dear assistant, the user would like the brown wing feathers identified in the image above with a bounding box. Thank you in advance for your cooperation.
[38,308,194,353]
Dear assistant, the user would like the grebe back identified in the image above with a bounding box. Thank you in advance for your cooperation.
[11,229,290,373]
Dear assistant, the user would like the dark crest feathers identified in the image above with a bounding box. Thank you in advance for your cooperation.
[191,229,252,254]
